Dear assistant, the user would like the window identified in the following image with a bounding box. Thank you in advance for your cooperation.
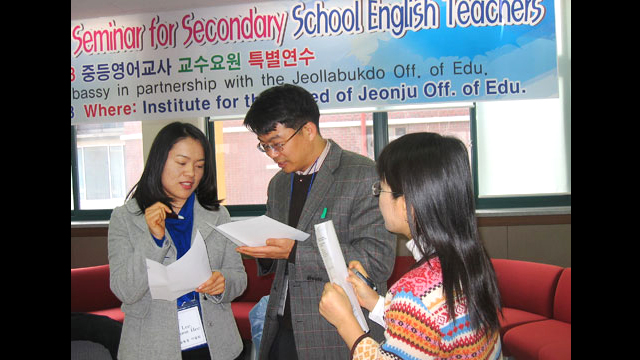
[473,98,570,207]
[211,106,475,209]
[212,112,375,206]
[387,105,471,157]
[78,145,124,205]
[475,98,569,197]
[71,99,568,221]
[71,122,144,214]
[210,119,275,206]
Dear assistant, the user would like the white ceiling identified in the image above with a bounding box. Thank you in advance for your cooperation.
[71,0,273,20]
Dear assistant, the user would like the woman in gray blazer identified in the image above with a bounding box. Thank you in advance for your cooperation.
[108,122,247,360]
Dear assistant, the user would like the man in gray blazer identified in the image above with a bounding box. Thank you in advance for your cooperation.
[237,84,396,359]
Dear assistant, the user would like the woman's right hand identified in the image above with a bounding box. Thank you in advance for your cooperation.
[347,261,380,312]
[144,202,172,240]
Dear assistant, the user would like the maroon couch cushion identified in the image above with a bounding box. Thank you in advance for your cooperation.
[231,258,274,340]
[491,259,563,318]
[231,302,256,340]
[538,341,571,360]
[553,268,571,324]
[234,259,274,303]
[498,307,547,336]
[502,319,571,360]
[71,265,122,313]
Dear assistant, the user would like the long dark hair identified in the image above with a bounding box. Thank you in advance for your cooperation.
[377,132,501,335]
[126,122,220,213]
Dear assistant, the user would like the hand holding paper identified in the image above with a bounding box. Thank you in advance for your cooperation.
[208,215,310,259]
[196,271,225,296]
[208,215,310,247]
[146,229,212,301]
[236,237,296,259]
[315,220,369,333]
[320,282,365,333]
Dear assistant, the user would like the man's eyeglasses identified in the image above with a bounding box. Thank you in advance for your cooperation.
[257,124,304,153]
[372,181,402,197]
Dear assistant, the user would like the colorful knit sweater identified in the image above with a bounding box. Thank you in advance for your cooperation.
[353,258,502,360]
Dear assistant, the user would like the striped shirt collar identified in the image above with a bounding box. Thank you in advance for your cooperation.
[296,139,331,175]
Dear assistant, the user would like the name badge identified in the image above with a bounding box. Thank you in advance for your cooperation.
[178,302,207,351]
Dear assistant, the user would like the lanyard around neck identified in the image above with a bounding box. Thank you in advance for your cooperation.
[289,156,319,202]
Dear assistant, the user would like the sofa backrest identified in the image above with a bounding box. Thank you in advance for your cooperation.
[71,264,122,312]
[553,267,571,324]
[234,258,275,303]
[491,258,563,318]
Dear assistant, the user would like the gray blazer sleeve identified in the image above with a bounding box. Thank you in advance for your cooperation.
[108,203,170,306]
[331,161,396,289]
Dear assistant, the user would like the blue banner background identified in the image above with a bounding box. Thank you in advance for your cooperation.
[71,0,558,124]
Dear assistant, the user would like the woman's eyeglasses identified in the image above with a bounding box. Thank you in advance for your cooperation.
[371,181,402,197]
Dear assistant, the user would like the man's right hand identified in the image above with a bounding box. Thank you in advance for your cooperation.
[236,238,295,259]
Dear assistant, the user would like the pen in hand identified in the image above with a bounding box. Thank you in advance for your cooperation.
[166,211,184,220]
[354,270,377,291]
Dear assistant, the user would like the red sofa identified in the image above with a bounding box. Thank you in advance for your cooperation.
[70,261,275,339]
[71,264,124,322]
[231,259,274,340]
[492,259,564,338]
[499,263,571,360]
[71,257,571,359]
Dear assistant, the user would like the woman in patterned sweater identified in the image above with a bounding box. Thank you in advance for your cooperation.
[320,133,503,359]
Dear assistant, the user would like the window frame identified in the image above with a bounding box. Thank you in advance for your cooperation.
[71,125,114,221]
[71,104,570,221]
[469,105,571,210]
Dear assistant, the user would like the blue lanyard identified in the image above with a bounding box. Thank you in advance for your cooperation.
[289,157,319,202]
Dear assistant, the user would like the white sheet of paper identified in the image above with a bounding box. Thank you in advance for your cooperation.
[206,215,310,247]
[146,229,212,301]
[314,220,370,333]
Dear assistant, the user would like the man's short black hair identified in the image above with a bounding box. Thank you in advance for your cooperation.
[244,84,320,135]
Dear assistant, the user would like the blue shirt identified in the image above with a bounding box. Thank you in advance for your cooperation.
[152,193,208,351]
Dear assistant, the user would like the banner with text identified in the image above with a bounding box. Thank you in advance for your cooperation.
[71,0,558,124]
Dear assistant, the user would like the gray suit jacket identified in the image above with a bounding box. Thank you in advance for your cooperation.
[257,140,397,359]
[108,199,247,360]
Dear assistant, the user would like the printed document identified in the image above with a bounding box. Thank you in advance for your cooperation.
[314,220,370,332]
[207,215,310,247]
[146,229,212,301]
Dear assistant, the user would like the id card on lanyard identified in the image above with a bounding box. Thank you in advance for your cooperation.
[178,297,207,351]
